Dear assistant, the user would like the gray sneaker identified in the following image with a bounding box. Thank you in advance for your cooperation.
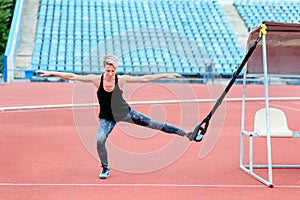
[186,132,204,142]
[99,167,110,179]
[186,131,196,141]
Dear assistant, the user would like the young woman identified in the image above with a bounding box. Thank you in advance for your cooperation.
[37,54,196,179]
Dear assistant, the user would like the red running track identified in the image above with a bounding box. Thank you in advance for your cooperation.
[1,82,300,199]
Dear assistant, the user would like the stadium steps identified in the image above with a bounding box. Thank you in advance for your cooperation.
[218,0,248,50]
[14,0,39,79]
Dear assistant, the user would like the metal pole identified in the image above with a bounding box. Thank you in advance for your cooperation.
[240,52,248,168]
[262,32,273,186]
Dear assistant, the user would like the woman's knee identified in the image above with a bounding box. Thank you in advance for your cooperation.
[97,133,107,147]
[129,110,151,126]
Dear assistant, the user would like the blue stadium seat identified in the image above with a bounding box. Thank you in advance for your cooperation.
[32,0,246,76]
[235,0,300,30]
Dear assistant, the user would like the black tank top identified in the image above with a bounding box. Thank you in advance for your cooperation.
[97,74,131,122]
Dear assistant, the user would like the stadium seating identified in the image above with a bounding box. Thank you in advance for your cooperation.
[32,0,245,76]
[234,0,300,31]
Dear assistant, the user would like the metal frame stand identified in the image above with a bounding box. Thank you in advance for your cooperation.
[240,32,300,188]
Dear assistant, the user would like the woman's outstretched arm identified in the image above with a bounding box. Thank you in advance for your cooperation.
[120,73,182,84]
[36,70,100,87]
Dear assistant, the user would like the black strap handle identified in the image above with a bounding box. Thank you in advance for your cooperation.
[192,27,265,142]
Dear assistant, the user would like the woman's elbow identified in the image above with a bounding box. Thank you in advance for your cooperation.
[68,75,78,81]
[142,78,151,83]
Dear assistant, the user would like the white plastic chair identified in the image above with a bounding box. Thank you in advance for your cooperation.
[254,108,293,137]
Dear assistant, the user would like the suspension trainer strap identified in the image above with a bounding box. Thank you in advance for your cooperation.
[192,23,267,142]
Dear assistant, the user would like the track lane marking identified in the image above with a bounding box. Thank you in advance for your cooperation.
[0,183,299,188]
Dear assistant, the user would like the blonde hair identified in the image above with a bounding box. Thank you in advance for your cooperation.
[102,54,119,68]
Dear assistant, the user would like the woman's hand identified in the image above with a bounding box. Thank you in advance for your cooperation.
[36,70,52,77]
[165,73,183,79]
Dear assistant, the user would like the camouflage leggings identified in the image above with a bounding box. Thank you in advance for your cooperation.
[96,109,186,167]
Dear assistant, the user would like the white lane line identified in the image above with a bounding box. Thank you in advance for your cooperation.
[1,97,300,112]
[269,102,300,112]
[0,183,299,188]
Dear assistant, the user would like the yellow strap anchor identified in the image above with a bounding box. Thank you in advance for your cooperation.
[260,23,267,37]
